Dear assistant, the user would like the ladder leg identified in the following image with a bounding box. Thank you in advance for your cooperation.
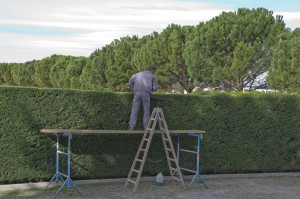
[157,109,186,190]
[125,108,159,192]
[125,108,186,192]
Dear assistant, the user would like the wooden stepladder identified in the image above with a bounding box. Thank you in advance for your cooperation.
[124,108,186,192]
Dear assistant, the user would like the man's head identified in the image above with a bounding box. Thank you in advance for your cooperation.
[147,66,156,74]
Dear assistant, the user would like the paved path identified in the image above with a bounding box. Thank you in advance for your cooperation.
[0,172,300,199]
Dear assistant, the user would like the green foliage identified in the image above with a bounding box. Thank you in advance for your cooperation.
[0,63,14,84]
[10,62,34,86]
[267,28,300,93]
[131,25,196,93]
[131,33,163,81]
[105,36,140,91]
[64,57,88,89]
[87,45,113,90]
[227,42,255,90]
[0,86,299,184]
[50,55,75,88]
[32,56,55,87]
[184,8,287,91]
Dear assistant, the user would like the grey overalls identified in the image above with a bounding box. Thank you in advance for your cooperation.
[129,70,158,128]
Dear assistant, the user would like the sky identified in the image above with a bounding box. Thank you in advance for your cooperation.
[0,0,299,63]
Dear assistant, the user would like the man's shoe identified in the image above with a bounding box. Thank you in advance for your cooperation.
[129,126,135,131]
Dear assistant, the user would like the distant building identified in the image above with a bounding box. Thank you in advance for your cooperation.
[242,87,277,93]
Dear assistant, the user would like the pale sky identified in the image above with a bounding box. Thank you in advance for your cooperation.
[0,0,299,63]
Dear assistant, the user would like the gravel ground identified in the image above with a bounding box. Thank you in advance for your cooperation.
[0,174,300,199]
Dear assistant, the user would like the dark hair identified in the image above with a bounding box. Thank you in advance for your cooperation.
[147,66,156,71]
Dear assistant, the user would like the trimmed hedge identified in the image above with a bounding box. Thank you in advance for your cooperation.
[0,86,299,184]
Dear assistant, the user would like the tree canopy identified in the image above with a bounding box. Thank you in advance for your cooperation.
[267,29,300,93]
[184,8,287,91]
[1,8,298,93]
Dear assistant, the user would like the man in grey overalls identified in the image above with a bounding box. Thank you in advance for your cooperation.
[129,66,159,130]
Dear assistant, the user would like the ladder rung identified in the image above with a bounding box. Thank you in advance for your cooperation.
[125,108,187,192]
[171,167,178,171]
[127,179,136,184]
[172,176,181,182]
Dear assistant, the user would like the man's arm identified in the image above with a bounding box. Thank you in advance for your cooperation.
[129,74,136,91]
[152,77,158,91]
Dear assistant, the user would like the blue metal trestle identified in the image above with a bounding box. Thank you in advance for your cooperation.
[44,133,82,197]
[176,133,207,189]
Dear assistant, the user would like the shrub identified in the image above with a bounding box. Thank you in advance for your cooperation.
[0,86,299,184]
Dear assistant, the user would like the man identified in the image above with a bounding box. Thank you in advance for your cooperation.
[129,66,159,130]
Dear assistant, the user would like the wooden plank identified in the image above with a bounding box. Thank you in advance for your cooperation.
[40,129,206,134]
